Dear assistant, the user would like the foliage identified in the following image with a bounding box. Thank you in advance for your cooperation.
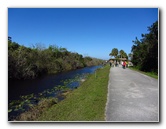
[131,21,158,74]
[37,65,110,121]
[8,74,85,121]
[8,38,103,80]
[109,48,128,59]
[109,48,118,58]
[119,49,128,59]
[129,67,158,79]
[16,98,58,121]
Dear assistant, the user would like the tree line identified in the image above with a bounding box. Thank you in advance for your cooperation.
[109,48,128,60]
[108,21,158,75]
[8,38,103,80]
[131,21,158,74]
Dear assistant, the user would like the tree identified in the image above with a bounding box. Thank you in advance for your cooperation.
[119,50,124,58]
[128,53,133,60]
[109,48,118,58]
[8,36,12,42]
[119,49,128,58]
[131,21,158,74]
[8,38,103,80]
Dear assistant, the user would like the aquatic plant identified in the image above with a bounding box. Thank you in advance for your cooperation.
[8,71,97,121]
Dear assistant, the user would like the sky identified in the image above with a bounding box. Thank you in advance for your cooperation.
[8,8,158,60]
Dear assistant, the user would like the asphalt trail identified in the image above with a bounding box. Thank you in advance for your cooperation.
[105,66,159,122]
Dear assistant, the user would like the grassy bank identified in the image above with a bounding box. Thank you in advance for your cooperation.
[35,65,110,121]
[129,67,158,79]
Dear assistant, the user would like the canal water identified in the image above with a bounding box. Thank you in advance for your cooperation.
[8,65,102,120]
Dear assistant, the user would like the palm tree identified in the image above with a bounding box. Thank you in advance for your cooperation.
[119,50,125,58]
[109,48,118,58]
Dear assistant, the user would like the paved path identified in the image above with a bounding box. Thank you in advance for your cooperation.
[105,66,159,122]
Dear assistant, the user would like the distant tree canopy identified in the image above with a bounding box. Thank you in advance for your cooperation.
[109,48,118,58]
[109,48,128,59]
[8,38,103,80]
[131,21,158,74]
[119,49,128,59]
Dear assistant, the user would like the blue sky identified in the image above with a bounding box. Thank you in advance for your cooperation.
[8,8,158,60]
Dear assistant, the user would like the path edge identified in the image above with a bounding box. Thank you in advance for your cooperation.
[104,67,111,121]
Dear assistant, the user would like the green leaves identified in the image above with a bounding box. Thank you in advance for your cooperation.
[109,48,118,58]
[8,74,83,120]
[8,40,103,80]
[109,48,128,59]
[8,109,12,113]
[20,93,34,100]
[131,21,158,73]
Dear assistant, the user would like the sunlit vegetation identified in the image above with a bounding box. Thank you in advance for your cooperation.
[37,65,110,121]
[129,67,158,79]
[109,21,158,76]
[8,38,103,120]
[8,74,88,120]
[8,38,103,80]
[109,48,128,59]
[131,21,158,74]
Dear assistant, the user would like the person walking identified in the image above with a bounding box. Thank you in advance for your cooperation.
[117,61,119,67]
[121,61,123,68]
[110,62,112,67]
[126,61,128,68]
[114,61,116,67]
[123,61,126,69]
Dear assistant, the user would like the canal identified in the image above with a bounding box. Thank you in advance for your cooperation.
[8,65,102,120]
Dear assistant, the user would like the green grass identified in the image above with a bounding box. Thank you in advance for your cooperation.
[37,65,110,121]
[129,67,158,79]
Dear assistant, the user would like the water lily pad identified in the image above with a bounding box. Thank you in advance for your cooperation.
[8,109,12,113]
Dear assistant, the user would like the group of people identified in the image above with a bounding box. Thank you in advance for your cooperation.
[121,61,128,69]
[109,61,119,67]
[109,60,128,69]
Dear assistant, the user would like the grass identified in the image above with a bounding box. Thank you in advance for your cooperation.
[36,65,110,121]
[16,98,58,121]
[129,67,158,79]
